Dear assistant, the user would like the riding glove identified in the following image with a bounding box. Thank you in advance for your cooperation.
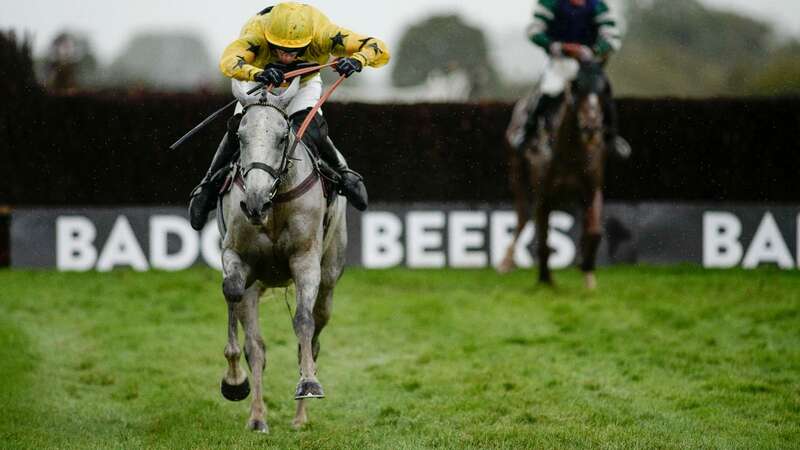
[549,42,594,62]
[574,45,595,62]
[255,66,285,87]
[335,58,362,78]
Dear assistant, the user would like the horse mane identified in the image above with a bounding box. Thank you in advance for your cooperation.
[233,77,300,113]
[572,62,606,97]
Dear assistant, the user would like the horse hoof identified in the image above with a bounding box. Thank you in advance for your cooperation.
[247,419,269,433]
[294,380,325,400]
[223,274,245,303]
[538,278,554,288]
[584,273,597,291]
[496,260,516,274]
[291,417,308,430]
[221,377,250,402]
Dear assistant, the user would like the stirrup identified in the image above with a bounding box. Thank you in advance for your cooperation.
[610,136,632,160]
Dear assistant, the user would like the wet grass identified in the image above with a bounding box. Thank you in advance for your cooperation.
[0,266,798,449]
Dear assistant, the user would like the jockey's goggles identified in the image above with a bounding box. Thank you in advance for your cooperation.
[269,43,308,57]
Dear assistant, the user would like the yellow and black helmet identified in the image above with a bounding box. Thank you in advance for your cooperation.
[263,3,313,49]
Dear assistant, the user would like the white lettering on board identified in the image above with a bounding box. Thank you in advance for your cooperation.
[406,211,446,268]
[149,215,199,271]
[56,216,98,271]
[448,211,487,268]
[96,216,149,272]
[742,212,794,269]
[703,212,743,268]
[362,212,404,269]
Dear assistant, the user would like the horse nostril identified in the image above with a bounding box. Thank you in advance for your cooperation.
[240,201,249,216]
[261,202,272,215]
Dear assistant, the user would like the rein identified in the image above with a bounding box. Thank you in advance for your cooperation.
[169,61,339,150]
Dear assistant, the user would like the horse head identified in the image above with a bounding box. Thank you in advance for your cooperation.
[570,61,606,148]
[236,77,300,225]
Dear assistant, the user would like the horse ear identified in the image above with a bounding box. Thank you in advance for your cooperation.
[231,79,264,107]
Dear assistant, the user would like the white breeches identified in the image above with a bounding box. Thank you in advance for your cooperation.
[539,57,580,96]
[233,74,323,117]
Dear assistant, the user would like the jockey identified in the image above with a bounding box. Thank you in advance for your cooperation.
[521,0,626,155]
[189,2,390,231]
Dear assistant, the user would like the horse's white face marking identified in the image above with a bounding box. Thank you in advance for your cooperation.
[578,93,604,148]
[238,109,289,172]
[238,77,300,182]
[580,93,601,125]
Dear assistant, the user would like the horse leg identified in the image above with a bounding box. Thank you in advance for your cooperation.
[292,282,335,429]
[498,210,528,274]
[498,147,532,274]
[238,285,269,432]
[220,249,252,402]
[581,190,603,290]
[221,300,250,402]
[290,254,324,400]
[292,236,343,428]
[222,249,251,304]
[535,200,553,285]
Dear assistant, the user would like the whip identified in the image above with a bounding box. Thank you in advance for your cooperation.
[169,61,339,150]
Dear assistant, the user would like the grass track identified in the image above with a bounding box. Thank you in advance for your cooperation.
[0,266,798,449]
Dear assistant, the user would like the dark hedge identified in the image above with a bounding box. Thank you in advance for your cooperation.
[0,212,7,267]
[1,94,799,207]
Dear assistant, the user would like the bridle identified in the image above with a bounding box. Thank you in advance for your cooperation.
[236,102,295,207]
[570,63,606,139]
[232,100,326,213]
[219,65,347,230]
[233,68,347,209]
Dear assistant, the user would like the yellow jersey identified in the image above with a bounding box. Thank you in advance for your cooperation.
[220,4,390,82]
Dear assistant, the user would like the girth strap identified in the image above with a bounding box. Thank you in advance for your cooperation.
[273,171,320,204]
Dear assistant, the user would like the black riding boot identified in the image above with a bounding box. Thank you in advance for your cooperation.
[519,93,562,153]
[321,137,369,210]
[290,109,368,211]
[188,114,242,230]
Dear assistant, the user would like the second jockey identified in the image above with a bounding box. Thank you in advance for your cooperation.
[521,0,627,156]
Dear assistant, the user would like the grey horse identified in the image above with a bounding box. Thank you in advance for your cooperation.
[217,79,347,432]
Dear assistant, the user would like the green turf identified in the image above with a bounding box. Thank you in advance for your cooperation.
[0,266,798,449]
